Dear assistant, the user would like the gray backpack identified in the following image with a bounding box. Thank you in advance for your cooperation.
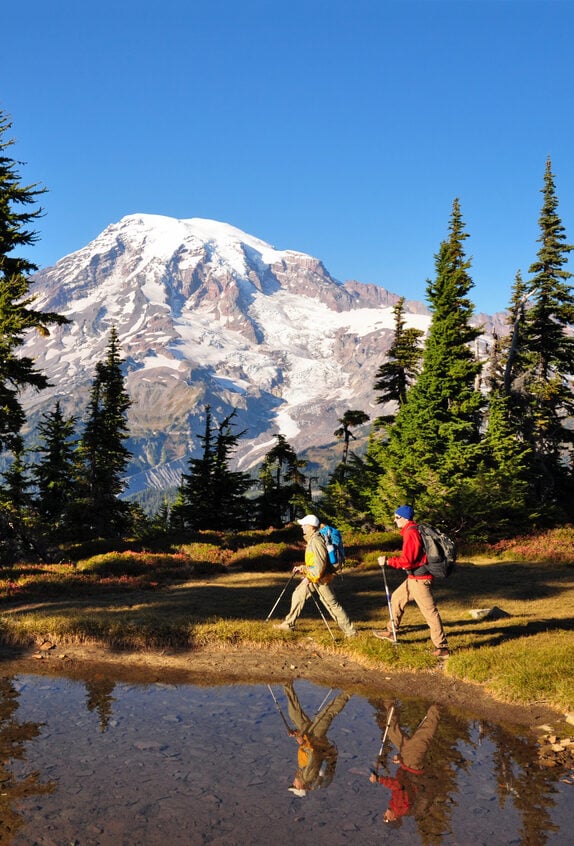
[415,523,457,578]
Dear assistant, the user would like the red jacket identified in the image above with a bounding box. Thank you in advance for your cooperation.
[387,521,431,581]
[376,771,419,818]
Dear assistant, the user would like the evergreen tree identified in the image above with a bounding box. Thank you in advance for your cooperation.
[333,409,370,467]
[373,297,424,421]
[32,401,78,535]
[0,446,41,564]
[182,408,216,530]
[181,407,253,531]
[0,111,67,456]
[149,496,171,537]
[257,434,308,527]
[485,330,505,394]
[168,480,188,533]
[463,391,534,540]
[1,446,31,512]
[373,199,485,526]
[319,449,379,530]
[75,327,132,537]
[508,160,574,517]
[316,409,371,528]
[502,270,531,396]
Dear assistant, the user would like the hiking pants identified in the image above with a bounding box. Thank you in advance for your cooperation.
[388,578,448,649]
[386,704,441,771]
[284,684,350,739]
[284,578,356,637]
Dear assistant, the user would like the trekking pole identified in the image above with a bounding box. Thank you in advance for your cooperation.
[308,583,337,643]
[373,704,395,775]
[378,557,398,644]
[265,572,295,621]
[267,684,293,734]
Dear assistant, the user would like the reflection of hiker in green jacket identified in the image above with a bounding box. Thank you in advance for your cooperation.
[370,702,440,826]
[284,682,350,797]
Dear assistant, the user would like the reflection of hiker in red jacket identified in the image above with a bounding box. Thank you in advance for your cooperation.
[284,682,350,797]
[369,702,440,827]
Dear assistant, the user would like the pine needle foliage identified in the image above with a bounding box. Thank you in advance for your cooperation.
[504,159,574,518]
[373,296,424,420]
[75,327,132,536]
[372,199,485,527]
[181,406,254,531]
[0,111,67,455]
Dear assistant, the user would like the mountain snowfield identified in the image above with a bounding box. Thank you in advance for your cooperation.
[20,214,500,496]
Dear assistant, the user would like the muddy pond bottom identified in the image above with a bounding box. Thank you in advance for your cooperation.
[0,674,572,845]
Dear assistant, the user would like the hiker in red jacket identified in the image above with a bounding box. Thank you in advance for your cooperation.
[370,701,441,827]
[373,505,449,657]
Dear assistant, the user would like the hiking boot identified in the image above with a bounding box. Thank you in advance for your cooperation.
[432,647,450,658]
[273,621,294,631]
[373,630,396,642]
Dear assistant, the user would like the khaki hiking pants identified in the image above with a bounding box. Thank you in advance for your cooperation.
[284,684,350,739]
[388,578,448,649]
[284,578,356,637]
[386,704,441,771]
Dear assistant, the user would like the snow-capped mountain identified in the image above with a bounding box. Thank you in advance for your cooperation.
[20,214,504,496]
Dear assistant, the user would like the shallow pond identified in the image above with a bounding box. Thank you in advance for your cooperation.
[0,673,572,845]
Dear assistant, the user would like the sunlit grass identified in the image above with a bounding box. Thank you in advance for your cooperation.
[448,631,574,711]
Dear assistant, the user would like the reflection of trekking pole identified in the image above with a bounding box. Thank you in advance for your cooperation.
[265,572,296,621]
[378,557,398,644]
[267,685,293,734]
[414,713,428,731]
[308,583,337,643]
[314,688,334,715]
[373,704,395,774]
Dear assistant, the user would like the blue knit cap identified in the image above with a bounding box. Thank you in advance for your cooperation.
[395,505,414,520]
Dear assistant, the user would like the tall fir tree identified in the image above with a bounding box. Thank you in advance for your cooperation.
[372,199,485,527]
[257,434,307,527]
[464,391,534,540]
[75,327,132,537]
[32,401,78,536]
[373,297,424,421]
[0,446,39,564]
[0,111,67,458]
[502,270,531,396]
[181,407,253,531]
[506,160,574,518]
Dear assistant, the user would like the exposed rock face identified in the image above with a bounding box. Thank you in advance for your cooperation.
[19,213,502,495]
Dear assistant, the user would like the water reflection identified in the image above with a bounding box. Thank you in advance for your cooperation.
[0,673,571,845]
[281,682,350,795]
[0,677,56,843]
[85,675,116,732]
[369,701,441,828]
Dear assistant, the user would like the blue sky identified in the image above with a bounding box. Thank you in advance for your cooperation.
[3,0,574,315]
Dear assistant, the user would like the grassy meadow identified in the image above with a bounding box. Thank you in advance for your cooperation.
[0,524,573,714]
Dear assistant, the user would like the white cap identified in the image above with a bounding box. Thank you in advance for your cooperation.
[297,514,320,528]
